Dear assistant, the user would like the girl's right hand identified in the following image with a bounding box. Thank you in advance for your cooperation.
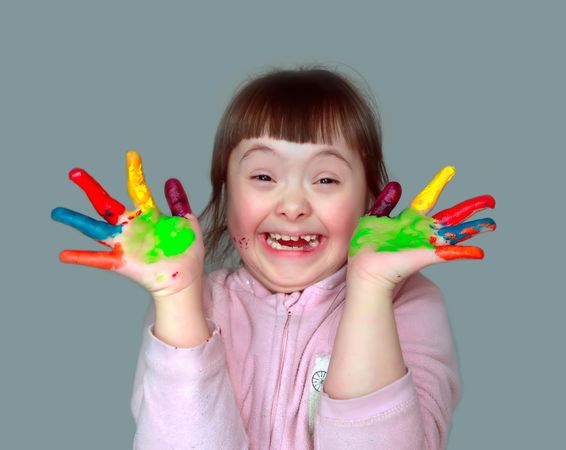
[51,150,205,298]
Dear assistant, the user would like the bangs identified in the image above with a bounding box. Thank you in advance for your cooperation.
[222,69,364,149]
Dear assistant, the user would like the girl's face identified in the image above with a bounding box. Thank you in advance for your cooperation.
[226,134,369,293]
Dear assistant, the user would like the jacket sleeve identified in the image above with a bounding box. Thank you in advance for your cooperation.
[314,273,461,450]
[130,300,249,450]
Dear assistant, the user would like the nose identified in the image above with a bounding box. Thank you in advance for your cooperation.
[275,185,313,221]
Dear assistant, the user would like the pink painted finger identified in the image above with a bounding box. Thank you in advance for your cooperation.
[69,168,126,225]
[59,244,125,270]
[367,182,402,217]
[432,195,496,226]
[164,178,192,216]
[435,245,484,260]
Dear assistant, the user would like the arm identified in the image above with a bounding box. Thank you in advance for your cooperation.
[51,152,249,449]
[131,280,250,450]
[316,274,460,450]
[323,276,406,400]
[153,277,210,348]
[315,170,494,449]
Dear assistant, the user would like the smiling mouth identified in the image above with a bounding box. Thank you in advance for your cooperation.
[262,232,323,251]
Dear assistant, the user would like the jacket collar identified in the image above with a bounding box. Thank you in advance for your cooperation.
[234,263,348,301]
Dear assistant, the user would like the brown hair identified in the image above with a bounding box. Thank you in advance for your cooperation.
[198,65,389,270]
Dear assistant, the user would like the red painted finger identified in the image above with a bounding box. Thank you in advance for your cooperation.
[164,178,192,216]
[69,168,126,225]
[59,244,125,270]
[435,246,484,261]
[367,182,402,217]
[432,195,495,226]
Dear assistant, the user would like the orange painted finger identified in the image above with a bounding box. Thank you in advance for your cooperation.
[59,245,125,270]
[435,245,484,261]
[126,150,158,213]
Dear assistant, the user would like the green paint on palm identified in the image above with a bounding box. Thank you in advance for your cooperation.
[349,208,435,257]
[123,211,195,264]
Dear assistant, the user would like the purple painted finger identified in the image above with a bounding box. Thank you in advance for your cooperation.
[164,178,191,216]
[367,182,402,217]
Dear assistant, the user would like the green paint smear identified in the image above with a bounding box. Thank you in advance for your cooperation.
[123,211,196,264]
[349,208,435,257]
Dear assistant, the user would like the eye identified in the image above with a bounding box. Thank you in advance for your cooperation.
[317,177,340,185]
[251,174,273,182]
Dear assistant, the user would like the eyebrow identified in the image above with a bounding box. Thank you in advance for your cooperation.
[239,144,352,169]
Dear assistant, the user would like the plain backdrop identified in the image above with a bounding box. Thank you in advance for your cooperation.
[1,1,564,449]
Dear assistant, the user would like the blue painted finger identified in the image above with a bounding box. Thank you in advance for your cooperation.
[435,218,496,245]
[51,207,123,241]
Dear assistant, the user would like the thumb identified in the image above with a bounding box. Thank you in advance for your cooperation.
[183,212,205,247]
[404,248,446,271]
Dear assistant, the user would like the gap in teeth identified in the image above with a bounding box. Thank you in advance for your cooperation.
[266,233,320,249]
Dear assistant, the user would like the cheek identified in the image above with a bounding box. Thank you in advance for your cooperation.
[320,193,365,240]
[226,190,264,251]
[331,215,361,243]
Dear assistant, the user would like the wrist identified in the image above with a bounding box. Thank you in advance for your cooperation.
[343,275,394,323]
[152,277,210,348]
[152,276,203,304]
[346,271,395,300]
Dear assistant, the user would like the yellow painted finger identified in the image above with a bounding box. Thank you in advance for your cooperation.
[126,150,158,213]
[410,166,456,212]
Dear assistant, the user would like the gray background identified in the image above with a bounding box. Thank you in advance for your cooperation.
[1,1,563,448]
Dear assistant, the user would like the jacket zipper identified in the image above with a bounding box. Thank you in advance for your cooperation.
[269,296,300,448]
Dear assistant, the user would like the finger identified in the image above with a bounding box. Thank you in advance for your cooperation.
[59,244,125,270]
[126,150,158,213]
[410,166,456,214]
[433,195,496,226]
[51,207,123,242]
[367,182,402,217]
[165,178,192,216]
[435,245,484,261]
[69,168,126,225]
[433,218,496,245]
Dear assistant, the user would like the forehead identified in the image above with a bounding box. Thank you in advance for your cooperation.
[233,135,357,168]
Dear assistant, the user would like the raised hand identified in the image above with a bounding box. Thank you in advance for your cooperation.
[51,151,205,297]
[348,166,496,289]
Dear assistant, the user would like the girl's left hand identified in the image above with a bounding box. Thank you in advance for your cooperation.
[347,166,496,292]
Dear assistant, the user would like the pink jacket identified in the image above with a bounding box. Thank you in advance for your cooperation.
[130,264,461,449]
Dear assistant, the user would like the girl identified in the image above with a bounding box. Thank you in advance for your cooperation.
[52,67,496,449]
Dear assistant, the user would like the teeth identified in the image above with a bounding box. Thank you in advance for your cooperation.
[268,232,320,242]
[266,234,321,250]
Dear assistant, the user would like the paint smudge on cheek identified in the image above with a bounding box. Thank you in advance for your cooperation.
[231,234,250,250]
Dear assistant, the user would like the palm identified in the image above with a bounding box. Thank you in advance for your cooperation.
[112,209,202,295]
[52,151,204,297]
[348,167,496,288]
